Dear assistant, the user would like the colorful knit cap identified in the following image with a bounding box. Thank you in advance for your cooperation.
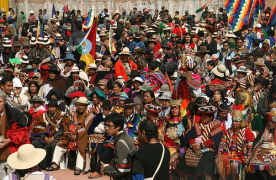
[99,79,108,86]
[238,78,246,89]
[246,74,255,82]
[119,92,128,100]
[187,59,196,69]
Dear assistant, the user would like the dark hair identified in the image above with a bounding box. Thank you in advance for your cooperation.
[78,61,86,70]
[223,41,230,46]
[1,76,13,86]
[138,120,158,142]
[28,81,39,95]
[144,89,155,102]
[148,61,157,71]
[114,81,124,91]
[106,112,124,131]
[133,8,137,10]
[207,60,216,67]
[253,39,260,46]
[183,33,193,44]
[75,22,82,30]
[213,89,225,102]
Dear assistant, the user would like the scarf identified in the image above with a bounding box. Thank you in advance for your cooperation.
[7,94,14,107]
[226,128,246,155]
[198,122,214,153]
[91,101,102,114]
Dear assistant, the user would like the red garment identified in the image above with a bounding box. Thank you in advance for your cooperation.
[66,30,71,37]
[184,42,196,50]
[167,23,175,27]
[115,59,137,81]
[153,41,161,56]
[257,29,264,39]
[40,65,49,81]
[89,73,97,84]
[6,123,30,154]
[172,27,186,38]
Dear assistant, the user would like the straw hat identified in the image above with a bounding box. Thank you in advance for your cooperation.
[213,64,226,77]
[147,28,156,33]
[119,47,131,55]
[55,33,63,40]
[70,66,80,73]
[254,58,266,66]
[226,31,237,38]
[76,97,89,105]
[115,9,120,14]
[7,144,46,170]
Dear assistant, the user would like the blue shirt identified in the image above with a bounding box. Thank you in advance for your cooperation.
[129,41,146,55]
[41,13,49,22]
[216,49,235,64]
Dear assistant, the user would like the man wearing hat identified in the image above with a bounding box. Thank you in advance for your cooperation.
[59,53,77,78]
[28,95,47,133]
[28,10,36,23]
[29,37,50,62]
[123,98,141,138]
[158,92,172,119]
[115,47,137,81]
[255,24,263,39]
[87,63,98,84]
[129,33,146,55]
[144,104,162,125]
[41,9,49,24]
[38,65,67,98]
[31,99,70,170]
[1,40,16,65]
[168,33,179,49]
[99,31,109,47]
[49,97,91,175]
[65,66,86,89]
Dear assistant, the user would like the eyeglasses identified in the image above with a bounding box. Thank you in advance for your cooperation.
[104,125,114,129]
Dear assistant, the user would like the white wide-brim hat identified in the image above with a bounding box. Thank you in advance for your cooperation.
[7,144,46,170]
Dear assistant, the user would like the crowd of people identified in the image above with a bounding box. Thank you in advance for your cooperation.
[0,4,275,180]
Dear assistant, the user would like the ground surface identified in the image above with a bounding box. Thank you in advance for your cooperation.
[43,169,110,180]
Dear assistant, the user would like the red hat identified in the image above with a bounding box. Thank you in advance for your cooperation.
[69,91,86,99]
[0,19,4,23]
[28,72,34,78]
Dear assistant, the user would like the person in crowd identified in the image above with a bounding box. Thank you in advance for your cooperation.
[132,120,170,180]
[31,99,70,170]
[38,65,67,98]
[0,4,275,180]
[99,112,135,179]
[178,106,222,180]
[4,144,56,180]
[216,103,254,180]
[0,90,30,179]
